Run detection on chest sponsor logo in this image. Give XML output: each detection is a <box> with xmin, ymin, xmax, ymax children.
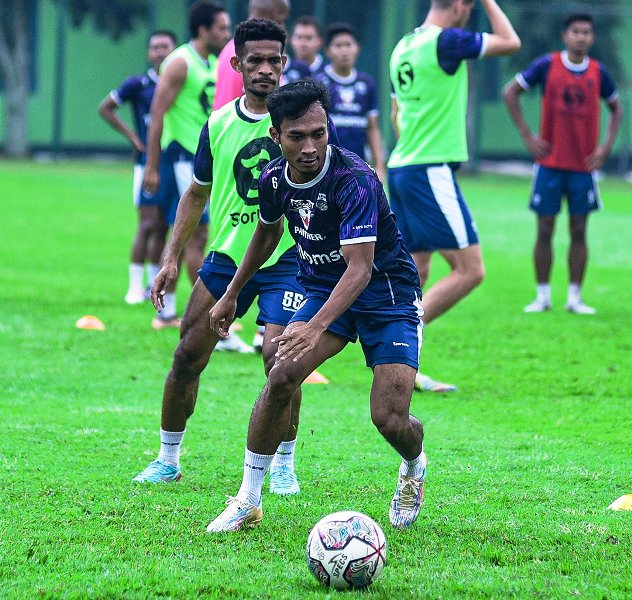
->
<box><xmin>562</xmin><ymin>84</ymin><xmax>586</xmax><ymax>108</ymax></box>
<box><xmin>233</xmin><ymin>137</ymin><xmax>282</xmax><ymax>206</ymax></box>
<box><xmin>294</xmin><ymin>226</ymin><xmax>325</xmax><ymax>241</ymax></box>
<box><xmin>297</xmin><ymin>244</ymin><xmax>343</xmax><ymax>265</ymax></box>
<box><xmin>396</xmin><ymin>61</ymin><xmax>414</xmax><ymax>92</ymax></box>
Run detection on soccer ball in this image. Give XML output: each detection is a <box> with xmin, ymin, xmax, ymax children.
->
<box><xmin>306</xmin><ymin>511</ymin><xmax>387</xmax><ymax>590</ymax></box>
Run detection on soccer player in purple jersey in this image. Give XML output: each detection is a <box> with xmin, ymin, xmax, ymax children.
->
<box><xmin>315</xmin><ymin>22</ymin><xmax>385</xmax><ymax>182</ymax></box>
<box><xmin>206</xmin><ymin>80</ymin><xmax>427</xmax><ymax>532</ymax></box>
<box><xmin>290</xmin><ymin>16</ymin><xmax>326</xmax><ymax>77</ymax></box>
<box><xmin>98</xmin><ymin>31</ymin><xmax>176</xmax><ymax>305</ymax></box>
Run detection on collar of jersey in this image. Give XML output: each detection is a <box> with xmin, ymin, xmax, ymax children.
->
<box><xmin>561</xmin><ymin>50</ymin><xmax>589</xmax><ymax>73</ymax></box>
<box><xmin>147</xmin><ymin>68</ymin><xmax>159</xmax><ymax>84</ymax></box>
<box><xmin>284</xmin><ymin>145</ymin><xmax>332</xmax><ymax>189</ymax></box>
<box><xmin>309</xmin><ymin>54</ymin><xmax>324</xmax><ymax>73</ymax></box>
<box><xmin>237</xmin><ymin>96</ymin><xmax>269</xmax><ymax>122</ymax></box>
<box><xmin>187</xmin><ymin>41</ymin><xmax>210</xmax><ymax>68</ymax></box>
<box><xmin>324</xmin><ymin>64</ymin><xmax>358</xmax><ymax>85</ymax></box>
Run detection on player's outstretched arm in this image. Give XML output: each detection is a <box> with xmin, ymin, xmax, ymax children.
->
<box><xmin>586</xmin><ymin>97</ymin><xmax>624</xmax><ymax>171</ymax></box>
<box><xmin>479</xmin><ymin>0</ymin><xmax>521</xmax><ymax>57</ymax></box>
<box><xmin>502</xmin><ymin>79</ymin><xmax>551</xmax><ymax>160</ymax></box>
<box><xmin>98</xmin><ymin>95</ymin><xmax>144</xmax><ymax>153</ymax></box>
<box><xmin>209</xmin><ymin>219</ymin><xmax>285</xmax><ymax>337</ymax></box>
<box><xmin>151</xmin><ymin>181</ymin><xmax>210</xmax><ymax>309</ymax></box>
<box><xmin>143</xmin><ymin>57</ymin><xmax>187</xmax><ymax>195</ymax></box>
<box><xmin>273</xmin><ymin>242</ymin><xmax>374</xmax><ymax>362</ymax></box>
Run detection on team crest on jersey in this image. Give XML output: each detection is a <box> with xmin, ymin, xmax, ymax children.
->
<box><xmin>290</xmin><ymin>198</ymin><xmax>314</xmax><ymax>229</ymax></box>
<box><xmin>315</xmin><ymin>193</ymin><xmax>328</xmax><ymax>211</ymax></box>
<box><xmin>339</xmin><ymin>87</ymin><xmax>355</xmax><ymax>106</ymax></box>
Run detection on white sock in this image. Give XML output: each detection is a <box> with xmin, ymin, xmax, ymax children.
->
<box><xmin>568</xmin><ymin>283</ymin><xmax>581</xmax><ymax>305</ymax></box>
<box><xmin>271</xmin><ymin>439</ymin><xmax>296</xmax><ymax>471</ymax></box>
<box><xmin>237</xmin><ymin>448</ymin><xmax>274</xmax><ymax>507</ymax></box>
<box><xmin>536</xmin><ymin>283</ymin><xmax>551</xmax><ymax>303</ymax></box>
<box><xmin>159</xmin><ymin>292</ymin><xmax>177</xmax><ymax>319</ymax></box>
<box><xmin>157</xmin><ymin>428</ymin><xmax>185</xmax><ymax>467</ymax></box>
<box><xmin>147</xmin><ymin>263</ymin><xmax>160</xmax><ymax>287</ymax></box>
<box><xmin>129</xmin><ymin>263</ymin><xmax>144</xmax><ymax>292</ymax></box>
<box><xmin>400</xmin><ymin>451</ymin><xmax>426</xmax><ymax>479</ymax></box>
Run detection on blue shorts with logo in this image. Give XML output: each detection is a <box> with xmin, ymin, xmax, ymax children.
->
<box><xmin>197</xmin><ymin>249</ymin><xmax>304</xmax><ymax>327</ymax></box>
<box><xmin>530</xmin><ymin>165</ymin><xmax>601</xmax><ymax>216</ymax></box>
<box><xmin>289</xmin><ymin>291</ymin><xmax>423</xmax><ymax>369</ymax></box>
<box><xmin>388</xmin><ymin>163</ymin><xmax>479</xmax><ymax>252</ymax></box>
<box><xmin>159</xmin><ymin>141</ymin><xmax>210</xmax><ymax>225</ymax></box>
<box><xmin>133</xmin><ymin>163</ymin><xmax>161</xmax><ymax>208</ymax></box>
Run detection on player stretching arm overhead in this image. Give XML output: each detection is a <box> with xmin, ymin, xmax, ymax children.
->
<box><xmin>388</xmin><ymin>0</ymin><xmax>520</xmax><ymax>392</ymax></box>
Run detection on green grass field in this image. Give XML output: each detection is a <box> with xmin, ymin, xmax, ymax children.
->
<box><xmin>1</xmin><ymin>160</ymin><xmax>631</xmax><ymax>599</ymax></box>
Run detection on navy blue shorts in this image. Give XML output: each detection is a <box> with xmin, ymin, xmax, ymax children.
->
<box><xmin>159</xmin><ymin>142</ymin><xmax>209</xmax><ymax>225</ymax></box>
<box><xmin>530</xmin><ymin>165</ymin><xmax>601</xmax><ymax>216</ymax></box>
<box><xmin>133</xmin><ymin>164</ymin><xmax>161</xmax><ymax>208</ymax></box>
<box><xmin>388</xmin><ymin>163</ymin><xmax>479</xmax><ymax>252</ymax></box>
<box><xmin>197</xmin><ymin>250</ymin><xmax>304</xmax><ymax>327</ymax></box>
<box><xmin>289</xmin><ymin>292</ymin><xmax>423</xmax><ymax>369</ymax></box>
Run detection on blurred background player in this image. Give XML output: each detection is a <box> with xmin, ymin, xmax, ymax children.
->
<box><xmin>213</xmin><ymin>0</ymin><xmax>291</xmax><ymax>111</ymax></box>
<box><xmin>133</xmin><ymin>19</ymin><xmax>306</xmax><ymax>493</ymax></box>
<box><xmin>143</xmin><ymin>1</ymin><xmax>231</xmax><ymax>330</ymax></box>
<box><xmin>98</xmin><ymin>31</ymin><xmax>177</xmax><ymax>305</ymax></box>
<box><xmin>503</xmin><ymin>13</ymin><xmax>623</xmax><ymax>315</ymax></box>
<box><xmin>388</xmin><ymin>0</ymin><xmax>520</xmax><ymax>392</ymax></box>
<box><xmin>290</xmin><ymin>15</ymin><xmax>326</xmax><ymax>77</ymax></box>
<box><xmin>315</xmin><ymin>22</ymin><xmax>385</xmax><ymax>182</ymax></box>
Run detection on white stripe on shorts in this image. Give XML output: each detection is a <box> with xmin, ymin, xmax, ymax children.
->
<box><xmin>132</xmin><ymin>164</ymin><xmax>144</xmax><ymax>208</ymax></box>
<box><xmin>174</xmin><ymin>160</ymin><xmax>194</xmax><ymax>197</ymax></box>
<box><xmin>427</xmin><ymin>165</ymin><xmax>468</xmax><ymax>249</ymax></box>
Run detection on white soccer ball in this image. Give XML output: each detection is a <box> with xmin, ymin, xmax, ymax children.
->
<box><xmin>306</xmin><ymin>510</ymin><xmax>387</xmax><ymax>590</ymax></box>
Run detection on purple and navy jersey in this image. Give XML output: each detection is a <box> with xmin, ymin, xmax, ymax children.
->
<box><xmin>516</xmin><ymin>52</ymin><xmax>617</xmax><ymax>101</ymax></box>
<box><xmin>314</xmin><ymin>66</ymin><xmax>378</xmax><ymax>160</ymax></box>
<box><xmin>283</xmin><ymin>57</ymin><xmax>312</xmax><ymax>84</ymax></box>
<box><xmin>110</xmin><ymin>69</ymin><xmax>159</xmax><ymax>164</ymax></box>
<box><xmin>436</xmin><ymin>28</ymin><xmax>486</xmax><ymax>75</ymax></box>
<box><xmin>258</xmin><ymin>145</ymin><xmax>420</xmax><ymax>307</ymax></box>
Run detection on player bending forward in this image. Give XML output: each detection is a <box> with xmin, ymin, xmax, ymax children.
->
<box><xmin>207</xmin><ymin>80</ymin><xmax>427</xmax><ymax>532</ymax></box>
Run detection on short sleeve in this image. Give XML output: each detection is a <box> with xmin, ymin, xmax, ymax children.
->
<box><xmin>112</xmin><ymin>75</ymin><xmax>142</xmax><ymax>105</ymax></box>
<box><xmin>337</xmin><ymin>175</ymin><xmax>378</xmax><ymax>245</ymax></box>
<box><xmin>437</xmin><ymin>29</ymin><xmax>484</xmax><ymax>74</ymax></box>
<box><xmin>258</xmin><ymin>164</ymin><xmax>284</xmax><ymax>225</ymax></box>
<box><xmin>599</xmin><ymin>63</ymin><xmax>618</xmax><ymax>101</ymax></box>
<box><xmin>193</xmin><ymin>122</ymin><xmax>213</xmax><ymax>185</ymax></box>
<box><xmin>366</xmin><ymin>76</ymin><xmax>379</xmax><ymax>116</ymax></box>
<box><xmin>516</xmin><ymin>54</ymin><xmax>552</xmax><ymax>91</ymax></box>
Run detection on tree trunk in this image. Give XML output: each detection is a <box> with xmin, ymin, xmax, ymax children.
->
<box><xmin>0</xmin><ymin>0</ymin><xmax>30</xmax><ymax>157</ymax></box>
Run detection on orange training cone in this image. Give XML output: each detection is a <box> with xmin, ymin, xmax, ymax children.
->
<box><xmin>305</xmin><ymin>370</ymin><xmax>329</xmax><ymax>384</ymax></box>
<box><xmin>76</xmin><ymin>315</ymin><xmax>105</xmax><ymax>331</ymax></box>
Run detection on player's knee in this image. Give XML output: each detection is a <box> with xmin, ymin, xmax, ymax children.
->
<box><xmin>267</xmin><ymin>366</ymin><xmax>301</xmax><ymax>403</ymax></box>
<box><xmin>570</xmin><ymin>223</ymin><xmax>586</xmax><ymax>245</ymax></box>
<box><xmin>371</xmin><ymin>408</ymin><xmax>407</xmax><ymax>441</ymax></box>
<box><xmin>537</xmin><ymin>220</ymin><xmax>555</xmax><ymax>243</ymax></box>
<box><xmin>171</xmin><ymin>337</ymin><xmax>208</xmax><ymax>379</ymax></box>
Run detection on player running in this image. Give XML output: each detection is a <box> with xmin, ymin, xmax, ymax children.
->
<box><xmin>133</xmin><ymin>19</ymin><xmax>305</xmax><ymax>496</ymax></box>
<box><xmin>388</xmin><ymin>0</ymin><xmax>520</xmax><ymax>392</ymax></box>
<box><xmin>98</xmin><ymin>31</ymin><xmax>176</xmax><ymax>305</ymax></box>
<box><xmin>206</xmin><ymin>80</ymin><xmax>427</xmax><ymax>532</ymax></box>
<box><xmin>503</xmin><ymin>13</ymin><xmax>623</xmax><ymax>315</ymax></box>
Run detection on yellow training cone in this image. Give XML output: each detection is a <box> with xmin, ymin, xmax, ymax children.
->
<box><xmin>607</xmin><ymin>495</ymin><xmax>632</xmax><ymax>511</ymax></box>
<box><xmin>76</xmin><ymin>315</ymin><xmax>105</xmax><ymax>331</ymax></box>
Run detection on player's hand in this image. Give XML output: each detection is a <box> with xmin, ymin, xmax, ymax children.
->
<box><xmin>209</xmin><ymin>296</ymin><xmax>238</xmax><ymax>339</ymax></box>
<box><xmin>272</xmin><ymin>322</ymin><xmax>325</xmax><ymax>363</ymax></box>
<box><xmin>585</xmin><ymin>145</ymin><xmax>608</xmax><ymax>171</ymax></box>
<box><xmin>143</xmin><ymin>167</ymin><xmax>160</xmax><ymax>196</ymax></box>
<box><xmin>375</xmin><ymin>165</ymin><xmax>387</xmax><ymax>184</ymax></box>
<box><xmin>132</xmin><ymin>136</ymin><xmax>146</xmax><ymax>154</ymax></box>
<box><xmin>151</xmin><ymin>263</ymin><xmax>177</xmax><ymax>310</ymax></box>
<box><xmin>524</xmin><ymin>134</ymin><xmax>551</xmax><ymax>161</ymax></box>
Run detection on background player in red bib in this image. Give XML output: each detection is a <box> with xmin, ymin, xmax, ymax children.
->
<box><xmin>503</xmin><ymin>13</ymin><xmax>623</xmax><ymax>315</ymax></box>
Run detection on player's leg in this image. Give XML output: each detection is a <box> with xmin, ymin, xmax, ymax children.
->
<box><xmin>126</xmin><ymin>165</ymin><xmax>151</xmax><ymax>304</ymax></box>
<box><xmin>206</xmin><ymin>327</ymin><xmax>348</xmax><ymax>532</ymax></box>
<box><xmin>133</xmin><ymin>279</ymin><xmax>221</xmax><ymax>482</ymax></box>
<box><xmin>565</xmin><ymin>171</ymin><xmax>600</xmax><ymax>314</ymax></box>
<box><xmin>355</xmin><ymin>304</ymin><xmax>425</xmax><ymax>528</ymax></box>
<box><xmin>145</xmin><ymin>206</ymin><xmax>168</xmax><ymax>298</ymax></box>
<box><xmin>525</xmin><ymin>166</ymin><xmax>562</xmax><ymax>312</ymax></box>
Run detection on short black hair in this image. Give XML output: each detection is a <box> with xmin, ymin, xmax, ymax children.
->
<box><xmin>189</xmin><ymin>1</ymin><xmax>226</xmax><ymax>39</ymax></box>
<box><xmin>148</xmin><ymin>30</ymin><xmax>177</xmax><ymax>46</ymax></box>
<box><xmin>266</xmin><ymin>80</ymin><xmax>330</xmax><ymax>132</ymax></box>
<box><xmin>325</xmin><ymin>22</ymin><xmax>358</xmax><ymax>47</ymax></box>
<box><xmin>292</xmin><ymin>15</ymin><xmax>322</xmax><ymax>38</ymax></box>
<box><xmin>564</xmin><ymin>13</ymin><xmax>594</xmax><ymax>31</ymax></box>
<box><xmin>234</xmin><ymin>18</ymin><xmax>287</xmax><ymax>57</ymax></box>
